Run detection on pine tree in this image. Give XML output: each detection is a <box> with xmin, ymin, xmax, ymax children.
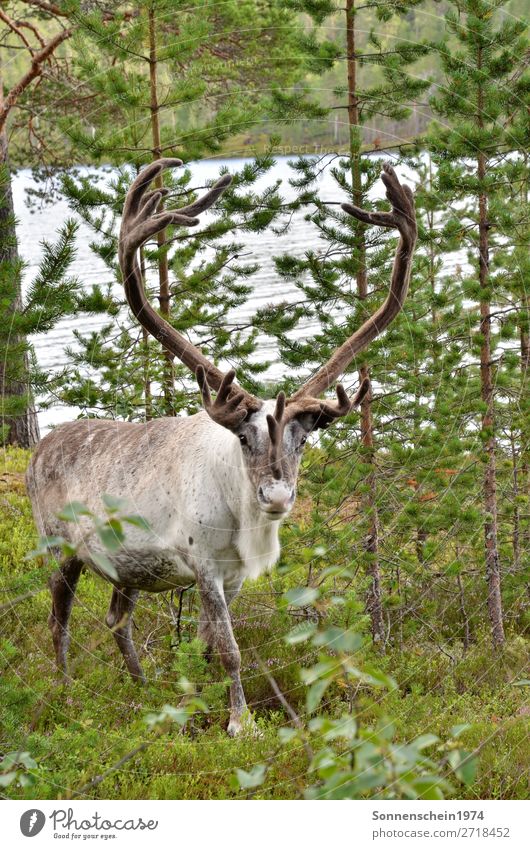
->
<box><xmin>0</xmin><ymin>1</ymin><xmax>73</xmax><ymax>445</ymax></box>
<box><xmin>270</xmin><ymin>0</ymin><xmax>430</xmax><ymax>647</ymax></box>
<box><xmin>0</xmin><ymin>163</ymin><xmax>85</xmax><ymax>442</ymax></box>
<box><xmin>428</xmin><ymin>0</ymin><xmax>530</xmax><ymax>646</ymax></box>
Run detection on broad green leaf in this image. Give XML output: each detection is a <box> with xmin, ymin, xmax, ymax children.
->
<box><xmin>285</xmin><ymin>622</ymin><xmax>317</xmax><ymax>644</ymax></box>
<box><xmin>57</xmin><ymin>501</ymin><xmax>92</xmax><ymax>522</ymax></box>
<box><xmin>452</xmin><ymin>751</ymin><xmax>477</xmax><ymax>785</ymax></box>
<box><xmin>300</xmin><ymin>659</ymin><xmax>337</xmax><ymax>685</ymax></box>
<box><xmin>96</xmin><ymin>520</ymin><xmax>124</xmax><ymax>552</ymax></box>
<box><xmin>90</xmin><ymin>551</ymin><xmax>119</xmax><ymax>580</ymax></box>
<box><xmin>123</xmin><ymin>514</ymin><xmax>151</xmax><ymax>531</ymax></box>
<box><xmin>235</xmin><ymin>764</ymin><xmax>267</xmax><ymax>789</ymax></box>
<box><xmin>306</xmin><ymin>677</ymin><xmax>332</xmax><ymax>714</ymax></box>
<box><xmin>284</xmin><ymin>587</ymin><xmax>319</xmax><ymax>607</ymax></box>
<box><xmin>102</xmin><ymin>493</ymin><xmax>129</xmax><ymax>513</ymax></box>
<box><xmin>413</xmin><ymin>733</ymin><xmax>440</xmax><ymax>751</ymax></box>
<box><xmin>409</xmin><ymin>775</ymin><xmax>447</xmax><ymax>799</ymax></box>
<box><xmin>450</xmin><ymin>723</ymin><xmax>472</xmax><ymax>738</ymax></box>
<box><xmin>312</xmin><ymin>626</ymin><xmax>363</xmax><ymax>653</ymax></box>
<box><xmin>25</xmin><ymin>535</ymin><xmax>66</xmax><ymax>559</ymax></box>
<box><xmin>17</xmin><ymin>752</ymin><xmax>38</xmax><ymax>769</ymax></box>
<box><xmin>278</xmin><ymin>727</ymin><xmax>299</xmax><ymax>744</ymax></box>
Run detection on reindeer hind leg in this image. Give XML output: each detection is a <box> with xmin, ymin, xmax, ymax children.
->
<box><xmin>106</xmin><ymin>587</ymin><xmax>145</xmax><ymax>683</ymax></box>
<box><xmin>48</xmin><ymin>556</ymin><xmax>83</xmax><ymax>676</ymax></box>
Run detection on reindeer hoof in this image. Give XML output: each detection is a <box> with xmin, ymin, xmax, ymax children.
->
<box><xmin>227</xmin><ymin>719</ymin><xmax>243</xmax><ymax>737</ymax></box>
<box><xmin>227</xmin><ymin>711</ymin><xmax>262</xmax><ymax>738</ymax></box>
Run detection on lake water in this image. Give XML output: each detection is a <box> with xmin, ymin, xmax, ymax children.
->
<box><xmin>12</xmin><ymin>155</ymin><xmax>453</xmax><ymax>433</ymax></box>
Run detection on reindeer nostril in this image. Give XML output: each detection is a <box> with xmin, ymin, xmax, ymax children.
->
<box><xmin>258</xmin><ymin>485</ymin><xmax>265</xmax><ymax>501</ymax></box>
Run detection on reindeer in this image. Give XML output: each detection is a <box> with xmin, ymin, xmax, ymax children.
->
<box><xmin>26</xmin><ymin>159</ymin><xmax>416</xmax><ymax>735</ymax></box>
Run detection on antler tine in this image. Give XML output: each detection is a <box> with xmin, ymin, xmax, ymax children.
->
<box><xmin>119</xmin><ymin>158</ymin><xmax>260</xmax><ymax>411</ymax></box>
<box><xmin>316</xmin><ymin>379</ymin><xmax>370</xmax><ymax>422</ymax></box>
<box><xmin>196</xmin><ymin>364</ymin><xmax>212</xmax><ymax>408</ymax></box>
<box><xmin>178</xmin><ymin>173</ymin><xmax>233</xmax><ymax>217</ymax></box>
<box><xmin>122</xmin><ymin>157</ymin><xmax>182</xmax><ymax>220</ymax></box>
<box><xmin>265</xmin><ymin>390</ymin><xmax>288</xmax><ymax>480</ymax></box>
<box><xmin>274</xmin><ymin>391</ymin><xmax>286</xmax><ymax>422</ymax></box>
<box><xmin>289</xmin><ymin>162</ymin><xmax>417</xmax><ymax>403</ymax></box>
<box><xmin>196</xmin><ymin>367</ymin><xmax>248</xmax><ymax>431</ymax></box>
<box><xmin>138</xmin><ymin>187</ymin><xmax>170</xmax><ymax>215</ymax></box>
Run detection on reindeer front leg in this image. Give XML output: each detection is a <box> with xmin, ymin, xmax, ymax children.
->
<box><xmin>195</xmin><ymin>570</ymin><xmax>247</xmax><ymax>736</ymax></box>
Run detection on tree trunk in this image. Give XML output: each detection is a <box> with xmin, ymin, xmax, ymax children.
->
<box><xmin>0</xmin><ymin>77</ymin><xmax>40</xmax><ymax>448</ymax></box>
<box><xmin>477</xmin><ymin>124</ymin><xmax>504</xmax><ymax>645</ymax></box>
<box><xmin>346</xmin><ymin>0</ymin><xmax>384</xmax><ymax>648</ymax></box>
<box><xmin>519</xmin><ymin>158</ymin><xmax>530</xmax><ymax>563</ymax></box>
<box><xmin>148</xmin><ymin>5</ymin><xmax>175</xmax><ymax>416</ymax></box>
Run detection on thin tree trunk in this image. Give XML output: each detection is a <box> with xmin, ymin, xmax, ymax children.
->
<box><xmin>148</xmin><ymin>5</ymin><xmax>175</xmax><ymax>415</ymax></box>
<box><xmin>0</xmin><ymin>69</ymin><xmax>40</xmax><ymax>448</ymax></box>
<box><xmin>346</xmin><ymin>0</ymin><xmax>384</xmax><ymax>648</ymax></box>
<box><xmin>519</xmin><ymin>156</ymin><xmax>530</xmax><ymax>562</ymax></box>
<box><xmin>510</xmin><ymin>431</ymin><xmax>521</xmax><ymax>572</ymax></box>
<box><xmin>477</xmin><ymin>59</ymin><xmax>505</xmax><ymax>645</ymax></box>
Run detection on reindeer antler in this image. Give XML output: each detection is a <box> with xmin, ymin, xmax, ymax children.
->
<box><xmin>118</xmin><ymin>158</ymin><xmax>260</xmax><ymax>415</ymax></box>
<box><xmin>196</xmin><ymin>367</ymin><xmax>252</xmax><ymax>430</ymax></box>
<box><xmin>286</xmin><ymin>162</ymin><xmax>416</xmax><ymax>424</ymax></box>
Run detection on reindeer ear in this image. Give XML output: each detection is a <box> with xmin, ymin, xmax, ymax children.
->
<box><xmin>292</xmin><ymin>412</ymin><xmax>317</xmax><ymax>434</ymax></box>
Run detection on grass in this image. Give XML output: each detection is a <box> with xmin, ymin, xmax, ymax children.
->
<box><xmin>0</xmin><ymin>447</ymin><xmax>528</xmax><ymax>800</ymax></box>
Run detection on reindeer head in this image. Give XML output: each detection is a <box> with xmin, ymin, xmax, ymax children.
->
<box><xmin>119</xmin><ymin>159</ymin><xmax>417</xmax><ymax>519</ymax></box>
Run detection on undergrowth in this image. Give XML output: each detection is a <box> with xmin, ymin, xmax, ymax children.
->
<box><xmin>0</xmin><ymin>448</ymin><xmax>528</xmax><ymax>800</ymax></box>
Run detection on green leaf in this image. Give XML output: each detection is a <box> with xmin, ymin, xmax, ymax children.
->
<box><xmin>90</xmin><ymin>551</ymin><xmax>119</xmax><ymax>580</ymax></box>
<box><xmin>25</xmin><ymin>535</ymin><xmax>66</xmax><ymax>559</ymax></box>
<box><xmin>57</xmin><ymin>501</ymin><xmax>93</xmax><ymax>522</ymax></box>
<box><xmin>306</xmin><ymin>677</ymin><xmax>332</xmax><ymax>714</ymax></box>
<box><xmin>346</xmin><ymin>663</ymin><xmax>398</xmax><ymax>691</ymax></box>
<box><xmin>450</xmin><ymin>723</ymin><xmax>471</xmax><ymax>738</ymax></box>
<box><xmin>285</xmin><ymin>622</ymin><xmax>317</xmax><ymax>644</ymax></box>
<box><xmin>17</xmin><ymin>752</ymin><xmax>38</xmax><ymax>769</ymax></box>
<box><xmin>408</xmin><ymin>775</ymin><xmax>447</xmax><ymax>799</ymax></box>
<box><xmin>278</xmin><ymin>727</ymin><xmax>299</xmax><ymax>744</ymax></box>
<box><xmin>0</xmin><ymin>772</ymin><xmax>16</xmax><ymax>787</ymax></box>
<box><xmin>312</xmin><ymin>627</ymin><xmax>363</xmax><ymax>653</ymax></box>
<box><xmin>235</xmin><ymin>764</ymin><xmax>267</xmax><ymax>790</ymax></box>
<box><xmin>452</xmin><ymin>752</ymin><xmax>477</xmax><ymax>785</ymax></box>
<box><xmin>96</xmin><ymin>520</ymin><xmax>124</xmax><ymax>552</ymax></box>
<box><xmin>122</xmin><ymin>514</ymin><xmax>151</xmax><ymax>531</ymax></box>
<box><xmin>300</xmin><ymin>659</ymin><xmax>337</xmax><ymax>685</ymax></box>
<box><xmin>284</xmin><ymin>587</ymin><xmax>319</xmax><ymax>607</ymax></box>
<box><xmin>145</xmin><ymin>707</ymin><xmax>187</xmax><ymax>729</ymax></box>
<box><xmin>512</xmin><ymin>679</ymin><xmax>530</xmax><ymax>687</ymax></box>
<box><xmin>413</xmin><ymin>733</ymin><xmax>440</xmax><ymax>751</ymax></box>
<box><xmin>102</xmin><ymin>493</ymin><xmax>129</xmax><ymax>513</ymax></box>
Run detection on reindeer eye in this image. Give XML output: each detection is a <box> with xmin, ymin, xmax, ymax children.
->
<box><xmin>299</xmin><ymin>436</ymin><xmax>307</xmax><ymax>448</ymax></box>
<box><xmin>239</xmin><ymin>434</ymin><xmax>248</xmax><ymax>446</ymax></box>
